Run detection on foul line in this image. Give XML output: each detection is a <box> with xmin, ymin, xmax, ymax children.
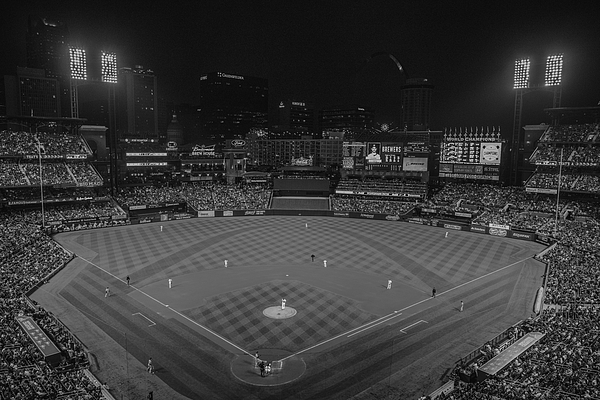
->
<box><xmin>77</xmin><ymin>255</ymin><xmax>253</xmax><ymax>358</ymax></box>
<box><xmin>79</xmin><ymin>254</ymin><xmax>532</xmax><ymax>363</ymax></box>
<box><xmin>281</xmin><ymin>255</ymin><xmax>533</xmax><ymax>362</ymax></box>
<box><xmin>347</xmin><ymin>313</ymin><xmax>403</xmax><ymax>337</ymax></box>
<box><xmin>280</xmin><ymin>311</ymin><xmax>404</xmax><ymax>361</ymax></box>
<box><xmin>436</xmin><ymin>256</ymin><xmax>533</xmax><ymax>297</ymax></box>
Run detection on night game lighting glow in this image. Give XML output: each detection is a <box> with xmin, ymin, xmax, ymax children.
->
<box><xmin>101</xmin><ymin>51</ymin><xmax>118</xmax><ymax>83</ymax></box>
<box><xmin>69</xmin><ymin>47</ymin><xmax>87</xmax><ymax>80</ymax></box>
<box><xmin>544</xmin><ymin>54</ymin><xmax>564</xmax><ymax>86</ymax></box>
<box><xmin>513</xmin><ymin>58</ymin><xmax>530</xmax><ymax>89</ymax></box>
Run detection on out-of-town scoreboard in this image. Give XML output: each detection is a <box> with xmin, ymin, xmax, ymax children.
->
<box><xmin>439</xmin><ymin>139</ymin><xmax>502</xmax><ymax>180</ymax></box>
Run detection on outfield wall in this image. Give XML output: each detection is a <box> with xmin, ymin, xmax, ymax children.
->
<box><xmin>191</xmin><ymin>208</ymin><xmax>544</xmax><ymax>242</ymax></box>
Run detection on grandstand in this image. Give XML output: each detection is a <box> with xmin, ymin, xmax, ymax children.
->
<box><xmin>2</xmin><ymin>111</ymin><xmax>600</xmax><ymax>399</ymax></box>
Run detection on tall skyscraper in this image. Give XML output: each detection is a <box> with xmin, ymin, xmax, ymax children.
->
<box><xmin>26</xmin><ymin>16</ymin><xmax>71</xmax><ymax>117</ymax></box>
<box><xmin>400</xmin><ymin>78</ymin><xmax>433</xmax><ymax>131</ymax></box>
<box><xmin>116</xmin><ymin>66</ymin><xmax>159</xmax><ymax>141</ymax></box>
<box><xmin>198</xmin><ymin>72</ymin><xmax>268</xmax><ymax>142</ymax></box>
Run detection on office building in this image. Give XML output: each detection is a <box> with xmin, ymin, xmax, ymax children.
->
<box><xmin>246</xmin><ymin>137</ymin><xmax>343</xmax><ymax>168</ymax></box>
<box><xmin>4</xmin><ymin>67</ymin><xmax>61</xmax><ymax>117</ymax></box>
<box><xmin>274</xmin><ymin>99</ymin><xmax>315</xmax><ymax>135</ymax></box>
<box><xmin>319</xmin><ymin>106</ymin><xmax>375</xmax><ymax>139</ymax></box>
<box><xmin>400</xmin><ymin>78</ymin><xmax>433</xmax><ymax>131</ymax></box>
<box><xmin>116</xmin><ymin>66</ymin><xmax>159</xmax><ymax>141</ymax></box>
<box><xmin>26</xmin><ymin>16</ymin><xmax>71</xmax><ymax>117</ymax></box>
<box><xmin>198</xmin><ymin>72</ymin><xmax>268</xmax><ymax>142</ymax></box>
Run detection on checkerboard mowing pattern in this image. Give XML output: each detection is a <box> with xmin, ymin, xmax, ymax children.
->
<box><xmin>182</xmin><ymin>279</ymin><xmax>376</xmax><ymax>352</ymax></box>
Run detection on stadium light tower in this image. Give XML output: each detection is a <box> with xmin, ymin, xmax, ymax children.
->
<box><xmin>510</xmin><ymin>54</ymin><xmax>563</xmax><ymax>185</ymax></box>
<box><xmin>101</xmin><ymin>51</ymin><xmax>118</xmax><ymax>83</ymax></box>
<box><xmin>513</xmin><ymin>58</ymin><xmax>530</xmax><ymax>89</ymax></box>
<box><xmin>544</xmin><ymin>53</ymin><xmax>563</xmax><ymax>86</ymax></box>
<box><xmin>69</xmin><ymin>46</ymin><xmax>87</xmax><ymax>118</ymax></box>
<box><xmin>101</xmin><ymin>51</ymin><xmax>119</xmax><ymax>195</ymax></box>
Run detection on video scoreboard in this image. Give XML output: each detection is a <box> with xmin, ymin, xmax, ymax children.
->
<box><xmin>342</xmin><ymin>141</ymin><xmax>430</xmax><ymax>172</ymax></box>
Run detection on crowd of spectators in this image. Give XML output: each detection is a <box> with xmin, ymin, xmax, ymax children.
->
<box><xmin>0</xmin><ymin>130</ymin><xmax>89</xmax><ymax>156</ymax></box>
<box><xmin>336</xmin><ymin>178</ymin><xmax>428</xmax><ymax>198</ymax></box>
<box><xmin>443</xmin><ymin>307</ymin><xmax>600</xmax><ymax>399</ymax></box>
<box><xmin>115</xmin><ymin>182</ymin><xmax>271</xmax><ymax>211</ymax></box>
<box><xmin>0</xmin><ymin>161</ymin><xmax>29</xmax><ymax>186</ymax></box>
<box><xmin>3</xmin><ymin>176</ymin><xmax>600</xmax><ymax>399</ymax></box>
<box><xmin>526</xmin><ymin>170</ymin><xmax>600</xmax><ymax>194</ymax></box>
<box><xmin>0</xmin><ymin>161</ymin><xmax>104</xmax><ymax>188</ymax></box>
<box><xmin>424</xmin><ymin>182</ymin><xmax>600</xmax><ymax>399</ymax></box>
<box><xmin>539</xmin><ymin>123</ymin><xmax>599</xmax><ymax>143</ymax></box>
<box><xmin>331</xmin><ymin>195</ymin><xmax>416</xmax><ymax>215</ymax></box>
<box><xmin>0</xmin><ymin>210</ymin><xmax>105</xmax><ymax>399</ymax></box>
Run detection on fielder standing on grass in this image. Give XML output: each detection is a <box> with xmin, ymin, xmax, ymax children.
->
<box><xmin>147</xmin><ymin>357</ymin><xmax>154</xmax><ymax>374</ymax></box>
<box><xmin>387</xmin><ymin>280</ymin><xmax>392</xmax><ymax>290</ymax></box>
<box><xmin>168</xmin><ymin>278</ymin><xmax>172</xmax><ymax>288</ymax></box>
<box><xmin>104</xmin><ymin>287</ymin><xmax>110</xmax><ymax>297</ymax></box>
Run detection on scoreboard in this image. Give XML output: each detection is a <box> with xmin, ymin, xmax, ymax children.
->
<box><xmin>441</xmin><ymin>142</ymin><xmax>502</xmax><ymax>165</ymax></box>
<box><xmin>343</xmin><ymin>141</ymin><xmax>430</xmax><ymax>172</ymax></box>
<box><xmin>342</xmin><ymin>142</ymin><xmax>366</xmax><ymax>170</ymax></box>
<box><xmin>439</xmin><ymin>141</ymin><xmax>503</xmax><ymax>181</ymax></box>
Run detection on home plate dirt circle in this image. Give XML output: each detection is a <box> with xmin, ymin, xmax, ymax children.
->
<box><xmin>263</xmin><ymin>306</ymin><xmax>297</xmax><ymax>319</ymax></box>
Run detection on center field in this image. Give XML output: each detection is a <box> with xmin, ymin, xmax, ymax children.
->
<box><xmin>32</xmin><ymin>216</ymin><xmax>546</xmax><ymax>399</ymax></box>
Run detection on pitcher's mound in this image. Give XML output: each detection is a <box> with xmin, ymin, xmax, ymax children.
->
<box><xmin>263</xmin><ymin>306</ymin><xmax>297</xmax><ymax>319</ymax></box>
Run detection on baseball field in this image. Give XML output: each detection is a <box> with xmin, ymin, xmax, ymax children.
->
<box><xmin>31</xmin><ymin>216</ymin><xmax>546</xmax><ymax>399</ymax></box>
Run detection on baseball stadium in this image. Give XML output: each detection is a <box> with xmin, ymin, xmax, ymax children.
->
<box><xmin>2</xmin><ymin>107</ymin><xmax>600</xmax><ymax>400</ymax></box>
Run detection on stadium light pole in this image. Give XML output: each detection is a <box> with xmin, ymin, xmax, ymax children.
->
<box><xmin>101</xmin><ymin>51</ymin><xmax>119</xmax><ymax>195</ymax></box>
<box><xmin>510</xmin><ymin>58</ymin><xmax>530</xmax><ymax>185</ymax></box>
<box><xmin>69</xmin><ymin>46</ymin><xmax>87</xmax><ymax>119</ymax></box>
<box><xmin>545</xmin><ymin>53</ymin><xmax>564</xmax><ymax>124</ymax></box>
<box><xmin>511</xmin><ymin>54</ymin><xmax>563</xmax><ymax>185</ymax></box>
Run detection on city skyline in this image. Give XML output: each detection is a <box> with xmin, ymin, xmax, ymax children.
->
<box><xmin>3</xmin><ymin>1</ymin><xmax>600</xmax><ymax>133</ymax></box>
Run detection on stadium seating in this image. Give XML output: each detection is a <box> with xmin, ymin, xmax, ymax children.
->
<box><xmin>2</xmin><ymin>162</ymin><xmax>600</xmax><ymax>398</ymax></box>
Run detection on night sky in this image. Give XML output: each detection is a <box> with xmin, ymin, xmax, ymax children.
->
<box><xmin>3</xmin><ymin>1</ymin><xmax>600</xmax><ymax>133</ymax></box>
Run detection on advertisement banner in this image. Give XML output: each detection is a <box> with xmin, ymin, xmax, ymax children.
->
<box><xmin>443</xmin><ymin>223</ymin><xmax>465</xmax><ymax>231</ymax></box>
<box><xmin>403</xmin><ymin>157</ymin><xmax>428</xmax><ymax>171</ymax></box>
<box><xmin>489</xmin><ymin>223</ymin><xmax>510</xmax><ymax>230</ymax></box>
<box><xmin>331</xmin><ymin>211</ymin><xmax>349</xmax><ymax>218</ymax></box>
<box><xmin>510</xmin><ymin>231</ymin><xmax>535</xmax><ymax>241</ymax></box>
<box><xmin>198</xmin><ymin>210</ymin><xmax>215</xmax><ymax>218</ymax></box>
<box><xmin>488</xmin><ymin>227</ymin><xmax>508</xmax><ymax>237</ymax></box>
<box><xmin>479</xmin><ymin>143</ymin><xmax>502</xmax><ymax>165</ymax></box>
<box><xmin>238</xmin><ymin>210</ymin><xmax>267</xmax><ymax>216</ymax></box>
<box><xmin>470</xmin><ymin>225</ymin><xmax>488</xmax><ymax>234</ymax></box>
